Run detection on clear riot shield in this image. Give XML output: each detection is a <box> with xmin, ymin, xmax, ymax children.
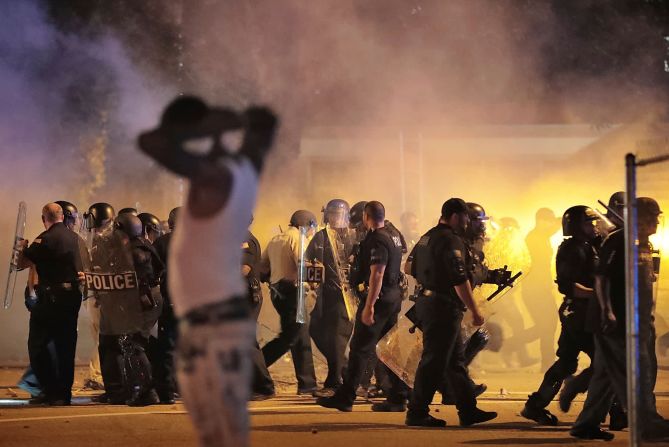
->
<box><xmin>4</xmin><ymin>201</ymin><xmax>27</xmax><ymax>309</ymax></box>
<box><xmin>625</xmin><ymin>150</ymin><xmax>669</xmax><ymax>447</ymax></box>
<box><xmin>297</xmin><ymin>226</ymin><xmax>320</xmax><ymax>323</ymax></box>
<box><xmin>376</xmin><ymin>301</ymin><xmax>423</xmax><ymax>388</ymax></box>
<box><xmin>85</xmin><ymin>226</ymin><xmax>144</xmax><ymax>336</ymax></box>
<box><xmin>377</xmin><ymin>226</ymin><xmax>531</xmax><ymax>388</ymax></box>
<box><xmin>324</xmin><ymin>224</ymin><xmax>357</xmax><ymax>321</ymax></box>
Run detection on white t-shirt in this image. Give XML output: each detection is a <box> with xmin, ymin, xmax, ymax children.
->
<box><xmin>169</xmin><ymin>156</ymin><xmax>258</xmax><ymax>317</ymax></box>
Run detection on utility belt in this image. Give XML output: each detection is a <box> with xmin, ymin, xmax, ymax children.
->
<box><xmin>39</xmin><ymin>281</ymin><xmax>78</xmax><ymax>292</ymax></box>
<box><xmin>180</xmin><ymin>296</ymin><xmax>250</xmax><ymax>327</ymax></box>
<box><xmin>420</xmin><ymin>288</ymin><xmax>466</xmax><ymax>311</ymax></box>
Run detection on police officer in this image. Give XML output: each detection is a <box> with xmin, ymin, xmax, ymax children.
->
<box><xmin>55</xmin><ymin>201</ymin><xmax>80</xmax><ymax>231</ymax></box>
<box><xmin>17</xmin><ymin>203</ymin><xmax>84</xmax><ymax>405</ymax></box>
<box><xmin>571</xmin><ymin>198</ymin><xmax>669</xmax><ymax>441</ymax></box>
<box><xmin>439</xmin><ymin>202</ymin><xmax>498</xmax><ymax>405</ymax></box>
<box><xmin>407</xmin><ymin>198</ymin><xmax>496</xmax><ymax>427</ymax></box>
<box><xmin>138</xmin><ymin>212</ymin><xmax>163</xmax><ymax>243</ymax></box>
<box><xmin>97</xmin><ymin>213</ymin><xmax>162</xmax><ymax>406</ymax></box>
<box><xmin>243</xmin><ymin>219</ymin><xmax>275</xmax><ymax>399</ymax></box>
<box><xmin>317</xmin><ymin>201</ymin><xmax>408</xmax><ymax>412</ymax></box>
<box><xmin>260</xmin><ymin>210</ymin><xmax>318</xmax><ymax>395</ymax></box>
<box><xmin>151</xmin><ymin>207</ymin><xmax>180</xmax><ymax>404</ymax></box>
<box><xmin>521</xmin><ymin>206</ymin><xmax>599</xmax><ymax>425</ymax></box>
<box><xmin>606</xmin><ymin>191</ymin><xmax>625</xmax><ymax>229</ymax></box>
<box><xmin>306</xmin><ymin>199</ymin><xmax>355</xmax><ymax>396</ymax></box>
<box><xmin>83</xmin><ymin>202</ymin><xmax>115</xmax><ymax>393</ymax></box>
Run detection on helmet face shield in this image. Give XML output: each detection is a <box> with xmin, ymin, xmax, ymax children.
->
<box><xmin>83</xmin><ymin>212</ymin><xmax>96</xmax><ymax>231</ymax></box>
<box><xmin>326</xmin><ymin>208</ymin><xmax>350</xmax><ymax>229</ymax></box>
<box><xmin>323</xmin><ymin>199</ymin><xmax>350</xmax><ymax>229</ymax></box>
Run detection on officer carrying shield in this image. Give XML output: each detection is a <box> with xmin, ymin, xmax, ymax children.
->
<box><xmin>17</xmin><ymin>203</ymin><xmax>84</xmax><ymax>405</ymax></box>
<box><xmin>306</xmin><ymin>199</ymin><xmax>355</xmax><ymax>396</ymax></box>
<box><xmin>317</xmin><ymin>201</ymin><xmax>408</xmax><ymax>413</ymax></box>
<box><xmin>260</xmin><ymin>210</ymin><xmax>318</xmax><ymax>395</ymax></box>
<box><xmin>83</xmin><ymin>202</ymin><xmax>115</xmax><ymax>392</ymax></box>
<box><xmin>95</xmin><ymin>213</ymin><xmax>162</xmax><ymax>406</ymax></box>
<box><xmin>406</xmin><ymin>198</ymin><xmax>496</xmax><ymax>427</ymax></box>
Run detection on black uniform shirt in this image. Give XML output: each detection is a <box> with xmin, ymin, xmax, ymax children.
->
<box><xmin>359</xmin><ymin>226</ymin><xmax>403</xmax><ymax>301</ymax></box>
<box><xmin>412</xmin><ymin>223</ymin><xmax>468</xmax><ymax>294</ymax></box>
<box><xmin>23</xmin><ymin>222</ymin><xmax>82</xmax><ymax>284</ymax></box>
<box><xmin>556</xmin><ymin>238</ymin><xmax>598</xmax><ymax>297</ymax></box>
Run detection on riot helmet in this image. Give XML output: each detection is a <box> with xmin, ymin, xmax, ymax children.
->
<box><xmin>606</xmin><ymin>191</ymin><xmax>625</xmax><ymax>227</ymax></box>
<box><xmin>289</xmin><ymin>210</ymin><xmax>317</xmax><ymax>228</ymax></box>
<box><xmin>84</xmin><ymin>203</ymin><xmax>115</xmax><ymax>230</ymax></box>
<box><xmin>466</xmin><ymin>202</ymin><xmax>489</xmax><ymax>239</ymax></box>
<box><xmin>138</xmin><ymin>212</ymin><xmax>162</xmax><ymax>241</ymax></box>
<box><xmin>562</xmin><ymin>206</ymin><xmax>599</xmax><ymax>238</ymax></box>
<box><xmin>167</xmin><ymin>207</ymin><xmax>181</xmax><ymax>230</ymax></box>
<box><xmin>323</xmin><ymin>199</ymin><xmax>350</xmax><ymax>229</ymax></box>
<box><xmin>349</xmin><ymin>201</ymin><xmax>367</xmax><ymax>229</ymax></box>
<box><xmin>115</xmin><ymin>213</ymin><xmax>143</xmax><ymax>238</ymax></box>
<box><xmin>55</xmin><ymin>200</ymin><xmax>78</xmax><ymax>230</ymax></box>
<box><xmin>118</xmin><ymin>207</ymin><xmax>138</xmax><ymax>216</ymax></box>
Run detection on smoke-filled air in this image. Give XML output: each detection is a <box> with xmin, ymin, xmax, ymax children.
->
<box><xmin>0</xmin><ymin>0</ymin><xmax>668</xmax><ymax>369</ymax></box>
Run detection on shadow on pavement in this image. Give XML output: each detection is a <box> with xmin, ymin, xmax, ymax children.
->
<box><xmin>253</xmin><ymin>422</ymin><xmax>408</xmax><ymax>432</ymax></box>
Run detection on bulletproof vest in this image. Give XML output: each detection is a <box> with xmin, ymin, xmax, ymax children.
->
<box><xmin>412</xmin><ymin>228</ymin><xmax>438</xmax><ymax>289</ymax></box>
<box><xmin>412</xmin><ymin>225</ymin><xmax>468</xmax><ymax>293</ymax></box>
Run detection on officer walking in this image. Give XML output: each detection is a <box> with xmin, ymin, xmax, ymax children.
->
<box><xmin>260</xmin><ymin>210</ymin><xmax>318</xmax><ymax>395</ymax></box>
<box><xmin>406</xmin><ymin>198</ymin><xmax>496</xmax><ymax>427</ymax></box>
<box><xmin>317</xmin><ymin>201</ymin><xmax>408</xmax><ymax>413</ymax></box>
<box><xmin>521</xmin><ymin>206</ymin><xmax>600</xmax><ymax>425</ymax></box>
<box><xmin>17</xmin><ymin>203</ymin><xmax>84</xmax><ymax>405</ymax></box>
<box><xmin>306</xmin><ymin>199</ymin><xmax>355</xmax><ymax>396</ymax></box>
<box><xmin>571</xmin><ymin>198</ymin><xmax>669</xmax><ymax>441</ymax></box>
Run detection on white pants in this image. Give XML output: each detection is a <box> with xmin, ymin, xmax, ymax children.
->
<box><xmin>177</xmin><ymin>318</ymin><xmax>255</xmax><ymax>447</ymax></box>
<box><xmin>85</xmin><ymin>298</ymin><xmax>103</xmax><ymax>382</ymax></box>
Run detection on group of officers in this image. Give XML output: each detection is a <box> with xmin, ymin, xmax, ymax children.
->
<box><xmin>14</xmin><ymin>189</ymin><xmax>669</xmax><ymax>441</ymax></box>
<box><xmin>17</xmin><ymin>201</ymin><xmax>180</xmax><ymax>407</ymax></box>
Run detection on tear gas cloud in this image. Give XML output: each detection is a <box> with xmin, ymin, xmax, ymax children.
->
<box><xmin>0</xmin><ymin>0</ymin><xmax>668</xmax><ymax>363</ymax></box>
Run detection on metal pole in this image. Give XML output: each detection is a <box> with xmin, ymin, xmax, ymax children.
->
<box><xmin>418</xmin><ymin>132</ymin><xmax>425</xmax><ymax>225</ymax></box>
<box><xmin>399</xmin><ymin>131</ymin><xmax>407</xmax><ymax>214</ymax></box>
<box><xmin>624</xmin><ymin>152</ymin><xmax>640</xmax><ymax>447</ymax></box>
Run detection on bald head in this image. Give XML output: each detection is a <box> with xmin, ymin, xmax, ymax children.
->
<box><xmin>42</xmin><ymin>203</ymin><xmax>64</xmax><ymax>228</ymax></box>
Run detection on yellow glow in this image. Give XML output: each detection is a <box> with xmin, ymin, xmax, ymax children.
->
<box><xmin>650</xmin><ymin>227</ymin><xmax>669</xmax><ymax>258</ymax></box>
